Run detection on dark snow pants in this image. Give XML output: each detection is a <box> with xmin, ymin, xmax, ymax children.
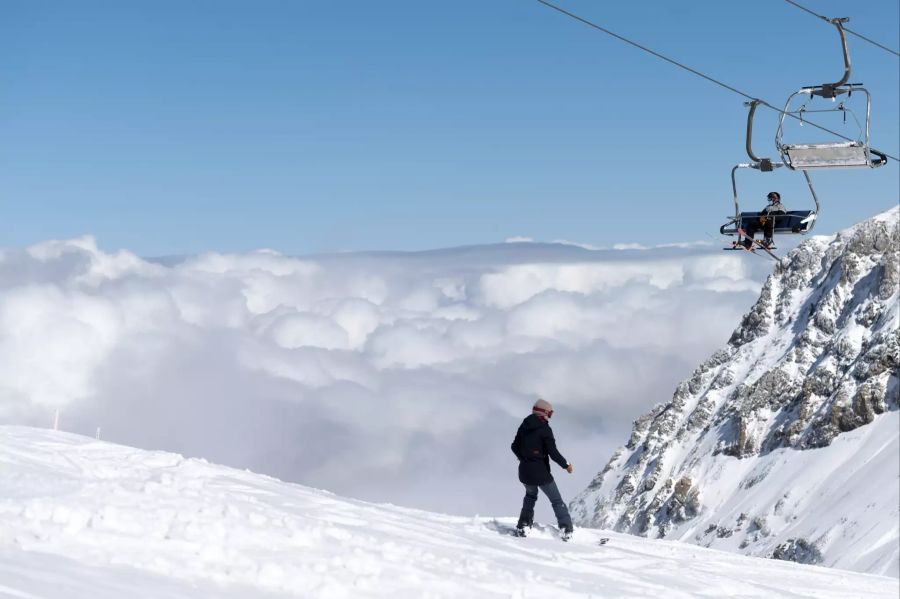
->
<box><xmin>744</xmin><ymin>213</ymin><xmax>781</xmax><ymax>241</ymax></box>
<box><xmin>517</xmin><ymin>481</ymin><xmax>572</xmax><ymax>529</ymax></box>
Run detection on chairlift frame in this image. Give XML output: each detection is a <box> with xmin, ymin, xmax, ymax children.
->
<box><xmin>775</xmin><ymin>17</ymin><xmax>888</xmax><ymax>170</ymax></box>
<box><xmin>720</xmin><ymin>100</ymin><xmax>819</xmax><ymax>239</ymax></box>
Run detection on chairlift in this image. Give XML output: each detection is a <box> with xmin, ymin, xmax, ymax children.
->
<box><xmin>720</xmin><ymin>100</ymin><xmax>819</xmax><ymax>241</ymax></box>
<box><xmin>775</xmin><ymin>17</ymin><xmax>888</xmax><ymax>170</ymax></box>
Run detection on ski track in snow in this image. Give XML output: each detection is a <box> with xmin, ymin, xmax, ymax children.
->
<box><xmin>0</xmin><ymin>427</ymin><xmax>897</xmax><ymax>599</ymax></box>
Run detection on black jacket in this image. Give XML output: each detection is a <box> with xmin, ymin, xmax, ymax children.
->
<box><xmin>510</xmin><ymin>414</ymin><xmax>568</xmax><ymax>486</ymax></box>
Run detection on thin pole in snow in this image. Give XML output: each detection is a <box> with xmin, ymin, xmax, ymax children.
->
<box><xmin>53</xmin><ymin>409</ymin><xmax>60</xmax><ymax>431</ymax></box>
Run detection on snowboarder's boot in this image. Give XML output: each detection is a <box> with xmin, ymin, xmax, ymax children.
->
<box><xmin>514</xmin><ymin>519</ymin><xmax>532</xmax><ymax>537</ymax></box>
<box><xmin>742</xmin><ymin>238</ymin><xmax>753</xmax><ymax>250</ymax></box>
<box><xmin>560</xmin><ymin>524</ymin><xmax>574</xmax><ymax>542</ymax></box>
<box><xmin>762</xmin><ymin>237</ymin><xmax>775</xmax><ymax>249</ymax></box>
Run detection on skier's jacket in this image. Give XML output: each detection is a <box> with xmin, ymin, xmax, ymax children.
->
<box><xmin>762</xmin><ymin>200</ymin><xmax>786</xmax><ymax>216</ymax></box>
<box><xmin>759</xmin><ymin>201</ymin><xmax>787</xmax><ymax>226</ymax></box>
<box><xmin>510</xmin><ymin>414</ymin><xmax>568</xmax><ymax>486</ymax></box>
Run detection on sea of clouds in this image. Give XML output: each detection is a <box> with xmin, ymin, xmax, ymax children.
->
<box><xmin>0</xmin><ymin>236</ymin><xmax>770</xmax><ymax>517</ymax></box>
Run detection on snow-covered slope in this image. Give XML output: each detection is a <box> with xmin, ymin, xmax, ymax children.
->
<box><xmin>570</xmin><ymin>207</ymin><xmax>900</xmax><ymax>577</ymax></box>
<box><xmin>1</xmin><ymin>426</ymin><xmax>897</xmax><ymax>598</ymax></box>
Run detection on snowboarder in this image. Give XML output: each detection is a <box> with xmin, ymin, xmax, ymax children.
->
<box><xmin>742</xmin><ymin>191</ymin><xmax>786</xmax><ymax>249</ymax></box>
<box><xmin>510</xmin><ymin>398</ymin><xmax>574</xmax><ymax>539</ymax></box>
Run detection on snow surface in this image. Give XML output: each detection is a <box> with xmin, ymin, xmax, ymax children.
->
<box><xmin>1</xmin><ymin>426</ymin><xmax>897</xmax><ymax>598</ymax></box>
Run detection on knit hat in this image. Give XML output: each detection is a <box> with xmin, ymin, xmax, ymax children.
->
<box><xmin>533</xmin><ymin>398</ymin><xmax>554</xmax><ymax>420</ymax></box>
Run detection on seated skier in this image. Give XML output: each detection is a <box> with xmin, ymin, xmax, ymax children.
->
<box><xmin>510</xmin><ymin>398</ymin><xmax>574</xmax><ymax>539</ymax></box>
<box><xmin>742</xmin><ymin>191</ymin><xmax>786</xmax><ymax>249</ymax></box>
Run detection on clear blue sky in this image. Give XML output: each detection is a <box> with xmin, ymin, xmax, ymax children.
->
<box><xmin>2</xmin><ymin>0</ymin><xmax>898</xmax><ymax>256</ymax></box>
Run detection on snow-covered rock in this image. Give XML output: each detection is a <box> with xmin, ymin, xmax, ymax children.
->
<box><xmin>570</xmin><ymin>207</ymin><xmax>900</xmax><ymax>577</ymax></box>
<box><xmin>1</xmin><ymin>425</ymin><xmax>897</xmax><ymax>598</ymax></box>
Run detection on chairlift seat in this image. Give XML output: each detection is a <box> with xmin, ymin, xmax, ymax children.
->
<box><xmin>781</xmin><ymin>141</ymin><xmax>872</xmax><ymax>169</ymax></box>
<box><xmin>720</xmin><ymin>210</ymin><xmax>816</xmax><ymax>236</ymax></box>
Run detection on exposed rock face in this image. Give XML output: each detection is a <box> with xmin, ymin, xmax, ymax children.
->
<box><xmin>570</xmin><ymin>207</ymin><xmax>900</xmax><ymax>577</ymax></box>
<box><xmin>772</xmin><ymin>538</ymin><xmax>824</xmax><ymax>566</ymax></box>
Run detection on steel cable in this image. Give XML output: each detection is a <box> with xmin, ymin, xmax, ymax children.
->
<box><xmin>783</xmin><ymin>0</ymin><xmax>900</xmax><ymax>57</ymax></box>
<box><xmin>534</xmin><ymin>0</ymin><xmax>898</xmax><ymax>163</ymax></box>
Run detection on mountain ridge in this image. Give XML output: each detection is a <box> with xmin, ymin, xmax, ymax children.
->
<box><xmin>570</xmin><ymin>206</ymin><xmax>900</xmax><ymax>576</ymax></box>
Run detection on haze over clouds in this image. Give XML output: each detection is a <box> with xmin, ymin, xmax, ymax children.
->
<box><xmin>0</xmin><ymin>236</ymin><xmax>771</xmax><ymax>517</ymax></box>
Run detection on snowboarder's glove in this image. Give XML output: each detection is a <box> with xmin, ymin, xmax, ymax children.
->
<box><xmin>566</xmin><ymin>464</ymin><xmax>573</xmax><ymax>473</ymax></box>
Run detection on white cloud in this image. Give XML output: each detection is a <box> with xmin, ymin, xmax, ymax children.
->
<box><xmin>550</xmin><ymin>239</ymin><xmax>603</xmax><ymax>250</ymax></box>
<box><xmin>264</xmin><ymin>312</ymin><xmax>351</xmax><ymax>350</ymax></box>
<box><xmin>0</xmin><ymin>285</ymin><xmax>122</xmax><ymax>408</ymax></box>
<box><xmin>0</xmin><ymin>237</ymin><xmax>768</xmax><ymax>518</ymax></box>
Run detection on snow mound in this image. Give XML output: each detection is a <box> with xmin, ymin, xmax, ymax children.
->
<box><xmin>1</xmin><ymin>426</ymin><xmax>897</xmax><ymax>598</ymax></box>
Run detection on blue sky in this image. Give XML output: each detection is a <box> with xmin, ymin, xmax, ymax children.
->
<box><xmin>2</xmin><ymin>0</ymin><xmax>898</xmax><ymax>256</ymax></box>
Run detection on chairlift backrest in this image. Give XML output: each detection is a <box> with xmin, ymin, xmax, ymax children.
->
<box><xmin>720</xmin><ymin>210</ymin><xmax>816</xmax><ymax>236</ymax></box>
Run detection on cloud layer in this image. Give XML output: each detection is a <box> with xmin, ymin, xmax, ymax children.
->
<box><xmin>0</xmin><ymin>236</ymin><xmax>768</xmax><ymax>517</ymax></box>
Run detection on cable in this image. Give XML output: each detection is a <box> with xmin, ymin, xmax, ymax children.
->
<box><xmin>534</xmin><ymin>0</ymin><xmax>898</xmax><ymax>163</ymax></box>
<box><xmin>783</xmin><ymin>0</ymin><xmax>900</xmax><ymax>57</ymax></box>
<box><xmin>535</xmin><ymin>0</ymin><xmax>753</xmax><ymax>100</ymax></box>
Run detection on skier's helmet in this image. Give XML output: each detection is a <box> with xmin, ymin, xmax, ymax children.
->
<box><xmin>533</xmin><ymin>398</ymin><xmax>554</xmax><ymax>420</ymax></box>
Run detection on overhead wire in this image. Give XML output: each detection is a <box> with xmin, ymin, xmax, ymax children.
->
<box><xmin>783</xmin><ymin>0</ymin><xmax>900</xmax><ymax>57</ymax></box>
<box><xmin>533</xmin><ymin>0</ymin><xmax>898</xmax><ymax>163</ymax></box>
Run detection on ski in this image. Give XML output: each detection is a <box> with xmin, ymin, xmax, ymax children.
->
<box><xmin>732</xmin><ymin>227</ymin><xmax>778</xmax><ymax>260</ymax></box>
<box><xmin>734</xmin><ymin>228</ymin><xmax>757</xmax><ymax>256</ymax></box>
<box><xmin>751</xmin><ymin>239</ymin><xmax>779</xmax><ymax>260</ymax></box>
<box><xmin>725</xmin><ymin>240</ymin><xmax>759</xmax><ymax>255</ymax></box>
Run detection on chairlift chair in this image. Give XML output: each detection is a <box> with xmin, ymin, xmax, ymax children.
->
<box><xmin>720</xmin><ymin>100</ymin><xmax>819</xmax><ymax>242</ymax></box>
<box><xmin>775</xmin><ymin>17</ymin><xmax>888</xmax><ymax>171</ymax></box>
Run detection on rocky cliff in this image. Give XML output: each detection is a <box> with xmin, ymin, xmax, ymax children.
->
<box><xmin>570</xmin><ymin>207</ymin><xmax>899</xmax><ymax>576</ymax></box>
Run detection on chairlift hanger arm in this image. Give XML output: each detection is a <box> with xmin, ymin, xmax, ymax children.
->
<box><xmin>818</xmin><ymin>18</ymin><xmax>852</xmax><ymax>97</ymax></box>
<box><xmin>800</xmin><ymin>170</ymin><xmax>820</xmax><ymax>232</ymax></box>
<box><xmin>744</xmin><ymin>100</ymin><xmax>765</xmax><ymax>165</ymax></box>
